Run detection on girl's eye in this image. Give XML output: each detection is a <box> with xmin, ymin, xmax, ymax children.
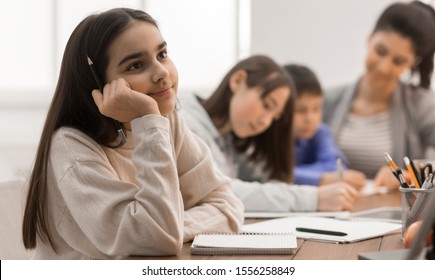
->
<box><xmin>263</xmin><ymin>100</ymin><xmax>272</xmax><ymax>110</ymax></box>
<box><xmin>127</xmin><ymin>62</ymin><xmax>143</xmax><ymax>71</ymax></box>
<box><xmin>158</xmin><ymin>50</ymin><xmax>168</xmax><ymax>60</ymax></box>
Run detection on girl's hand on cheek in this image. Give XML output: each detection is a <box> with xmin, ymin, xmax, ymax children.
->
<box><xmin>92</xmin><ymin>78</ymin><xmax>161</xmax><ymax>122</ymax></box>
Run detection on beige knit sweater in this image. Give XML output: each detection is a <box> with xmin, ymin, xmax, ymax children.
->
<box><xmin>32</xmin><ymin>112</ymin><xmax>244</xmax><ymax>259</ymax></box>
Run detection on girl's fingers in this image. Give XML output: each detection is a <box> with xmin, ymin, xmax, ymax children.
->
<box><xmin>91</xmin><ymin>89</ymin><xmax>104</xmax><ymax>111</ymax></box>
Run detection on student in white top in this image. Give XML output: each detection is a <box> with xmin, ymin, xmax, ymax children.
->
<box><xmin>324</xmin><ymin>1</ymin><xmax>435</xmax><ymax>189</ymax></box>
<box><xmin>21</xmin><ymin>8</ymin><xmax>244</xmax><ymax>259</ymax></box>
<box><xmin>179</xmin><ymin>55</ymin><xmax>357</xmax><ymax>213</ymax></box>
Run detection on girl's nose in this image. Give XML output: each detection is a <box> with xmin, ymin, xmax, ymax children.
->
<box><xmin>152</xmin><ymin>62</ymin><xmax>169</xmax><ymax>83</ymax></box>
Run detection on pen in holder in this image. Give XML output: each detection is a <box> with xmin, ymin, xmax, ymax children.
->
<box><xmin>400</xmin><ymin>185</ymin><xmax>434</xmax><ymax>239</ymax></box>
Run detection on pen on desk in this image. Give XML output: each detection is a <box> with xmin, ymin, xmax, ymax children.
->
<box><xmin>295</xmin><ymin>227</ymin><xmax>347</xmax><ymax>237</ymax></box>
<box><xmin>87</xmin><ymin>56</ymin><xmax>127</xmax><ymax>145</ymax></box>
<box><xmin>336</xmin><ymin>158</ymin><xmax>343</xmax><ymax>181</ymax></box>
<box><xmin>404</xmin><ymin>157</ymin><xmax>421</xmax><ymax>188</ymax></box>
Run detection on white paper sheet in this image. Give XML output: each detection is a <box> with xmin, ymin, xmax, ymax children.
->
<box><xmin>242</xmin><ymin>216</ymin><xmax>401</xmax><ymax>243</ymax></box>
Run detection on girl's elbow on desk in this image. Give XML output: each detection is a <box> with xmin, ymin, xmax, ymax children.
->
<box><xmin>149</xmin><ymin>232</ymin><xmax>183</xmax><ymax>256</ymax></box>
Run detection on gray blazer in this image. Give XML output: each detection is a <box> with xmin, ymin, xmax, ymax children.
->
<box><xmin>323</xmin><ymin>79</ymin><xmax>435</xmax><ymax>169</ymax></box>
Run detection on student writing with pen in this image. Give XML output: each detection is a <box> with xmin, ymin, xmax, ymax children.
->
<box><xmin>179</xmin><ymin>56</ymin><xmax>357</xmax><ymax>213</ymax></box>
<box><xmin>284</xmin><ymin>64</ymin><xmax>366</xmax><ymax>190</ymax></box>
<box><xmin>323</xmin><ymin>1</ymin><xmax>435</xmax><ymax>190</ymax></box>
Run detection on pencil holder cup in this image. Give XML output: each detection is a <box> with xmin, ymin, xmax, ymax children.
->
<box><xmin>399</xmin><ymin>187</ymin><xmax>434</xmax><ymax>239</ymax></box>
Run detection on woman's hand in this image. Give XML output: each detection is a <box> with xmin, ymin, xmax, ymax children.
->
<box><xmin>342</xmin><ymin>170</ymin><xmax>366</xmax><ymax>191</ymax></box>
<box><xmin>373</xmin><ymin>166</ymin><xmax>410</xmax><ymax>190</ymax></box>
<box><xmin>92</xmin><ymin>78</ymin><xmax>160</xmax><ymax>122</ymax></box>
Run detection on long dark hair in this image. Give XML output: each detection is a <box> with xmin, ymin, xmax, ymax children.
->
<box><xmin>22</xmin><ymin>8</ymin><xmax>158</xmax><ymax>251</ymax></box>
<box><xmin>202</xmin><ymin>55</ymin><xmax>296</xmax><ymax>182</ymax></box>
<box><xmin>373</xmin><ymin>1</ymin><xmax>435</xmax><ymax>88</ymax></box>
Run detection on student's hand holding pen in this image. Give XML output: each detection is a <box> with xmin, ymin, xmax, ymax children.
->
<box><xmin>373</xmin><ymin>165</ymin><xmax>411</xmax><ymax>190</ymax></box>
<box><xmin>317</xmin><ymin>182</ymin><xmax>357</xmax><ymax>211</ymax></box>
<box><xmin>318</xmin><ymin>170</ymin><xmax>366</xmax><ymax>191</ymax></box>
<box><xmin>341</xmin><ymin>170</ymin><xmax>366</xmax><ymax>191</ymax></box>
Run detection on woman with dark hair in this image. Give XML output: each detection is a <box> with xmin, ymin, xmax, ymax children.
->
<box><xmin>22</xmin><ymin>8</ymin><xmax>243</xmax><ymax>259</ymax></box>
<box><xmin>180</xmin><ymin>55</ymin><xmax>357</xmax><ymax>213</ymax></box>
<box><xmin>324</xmin><ymin>1</ymin><xmax>435</xmax><ymax>189</ymax></box>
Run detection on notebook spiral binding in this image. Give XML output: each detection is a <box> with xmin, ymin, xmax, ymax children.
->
<box><xmin>190</xmin><ymin>232</ymin><xmax>297</xmax><ymax>255</ymax></box>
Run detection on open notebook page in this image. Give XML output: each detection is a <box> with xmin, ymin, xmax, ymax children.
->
<box><xmin>359</xmin><ymin>179</ymin><xmax>388</xmax><ymax>196</ymax></box>
<box><xmin>244</xmin><ymin>211</ymin><xmax>349</xmax><ymax>219</ymax></box>
<box><xmin>242</xmin><ymin>216</ymin><xmax>401</xmax><ymax>243</ymax></box>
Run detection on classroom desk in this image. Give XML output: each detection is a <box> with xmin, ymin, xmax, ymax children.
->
<box><xmin>131</xmin><ymin>191</ymin><xmax>404</xmax><ymax>260</ymax></box>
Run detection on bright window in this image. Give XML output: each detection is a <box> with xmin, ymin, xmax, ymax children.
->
<box><xmin>0</xmin><ymin>0</ymin><xmax>241</xmax><ymax>106</ymax></box>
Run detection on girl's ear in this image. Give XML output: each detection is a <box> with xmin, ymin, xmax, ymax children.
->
<box><xmin>229</xmin><ymin>70</ymin><xmax>248</xmax><ymax>94</ymax></box>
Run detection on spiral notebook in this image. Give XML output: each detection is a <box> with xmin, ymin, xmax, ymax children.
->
<box><xmin>190</xmin><ymin>233</ymin><xmax>297</xmax><ymax>255</ymax></box>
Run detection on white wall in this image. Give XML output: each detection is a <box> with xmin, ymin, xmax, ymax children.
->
<box><xmin>250</xmin><ymin>0</ymin><xmax>412</xmax><ymax>89</ymax></box>
<box><xmin>147</xmin><ymin>0</ymin><xmax>238</xmax><ymax>96</ymax></box>
<box><xmin>0</xmin><ymin>0</ymin><xmax>238</xmax><ymax>107</ymax></box>
<box><xmin>0</xmin><ymin>0</ymin><xmax>54</xmax><ymax>105</ymax></box>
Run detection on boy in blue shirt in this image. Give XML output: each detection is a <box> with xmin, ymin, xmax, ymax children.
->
<box><xmin>284</xmin><ymin>64</ymin><xmax>366</xmax><ymax>189</ymax></box>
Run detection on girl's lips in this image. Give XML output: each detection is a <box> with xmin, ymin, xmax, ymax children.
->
<box><xmin>149</xmin><ymin>87</ymin><xmax>171</xmax><ymax>97</ymax></box>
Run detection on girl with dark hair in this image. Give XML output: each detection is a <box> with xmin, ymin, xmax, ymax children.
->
<box><xmin>180</xmin><ymin>55</ymin><xmax>357</xmax><ymax>213</ymax></box>
<box><xmin>324</xmin><ymin>1</ymin><xmax>435</xmax><ymax>189</ymax></box>
<box><xmin>22</xmin><ymin>8</ymin><xmax>243</xmax><ymax>259</ymax></box>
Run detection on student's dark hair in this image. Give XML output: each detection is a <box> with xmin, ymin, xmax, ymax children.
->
<box><xmin>22</xmin><ymin>8</ymin><xmax>158</xmax><ymax>252</ymax></box>
<box><xmin>373</xmin><ymin>1</ymin><xmax>435</xmax><ymax>88</ymax></box>
<box><xmin>202</xmin><ymin>55</ymin><xmax>296</xmax><ymax>182</ymax></box>
<box><xmin>284</xmin><ymin>64</ymin><xmax>322</xmax><ymax>97</ymax></box>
